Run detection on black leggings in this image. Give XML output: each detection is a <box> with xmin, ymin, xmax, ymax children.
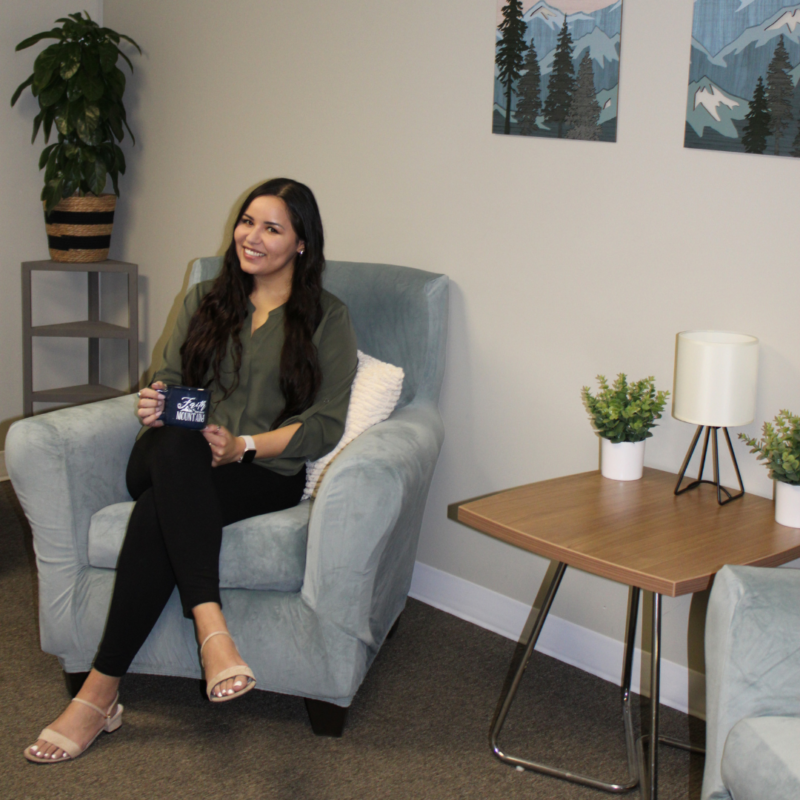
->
<box><xmin>93</xmin><ymin>426</ymin><xmax>305</xmax><ymax>678</ymax></box>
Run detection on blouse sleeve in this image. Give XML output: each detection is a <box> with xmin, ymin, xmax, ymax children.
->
<box><xmin>275</xmin><ymin>301</ymin><xmax>358</xmax><ymax>467</ymax></box>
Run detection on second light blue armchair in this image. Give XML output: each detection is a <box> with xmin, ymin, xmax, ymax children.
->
<box><xmin>702</xmin><ymin>564</ymin><xmax>800</xmax><ymax>800</ymax></box>
<box><xmin>7</xmin><ymin>258</ymin><xmax>448</xmax><ymax>736</ymax></box>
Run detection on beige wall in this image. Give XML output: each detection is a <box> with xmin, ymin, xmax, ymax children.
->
<box><xmin>25</xmin><ymin>0</ymin><xmax>793</xmax><ymax>672</ymax></box>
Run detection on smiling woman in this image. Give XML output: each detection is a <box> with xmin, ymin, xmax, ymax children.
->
<box><xmin>23</xmin><ymin>178</ymin><xmax>358</xmax><ymax>764</ymax></box>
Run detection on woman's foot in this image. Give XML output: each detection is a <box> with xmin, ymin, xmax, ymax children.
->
<box><xmin>25</xmin><ymin>671</ymin><xmax>121</xmax><ymax>762</ymax></box>
<box><xmin>199</xmin><ymin>630</ymin><xmax>256</xmax><ymax>701</ymax></box>
<box><xmin>193</xmin><ymin>603</ymin><xmax>256</xmax><ymax>701</ymax></box>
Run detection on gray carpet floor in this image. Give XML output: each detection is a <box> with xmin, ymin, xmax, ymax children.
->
<box><xmin>0</xmin><ymin>480</ymin><xmax>704</xmax><ymax>799</ymax></box>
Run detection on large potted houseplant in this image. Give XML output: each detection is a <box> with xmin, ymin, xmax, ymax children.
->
<box><xmin>582</xmin><ymin>374</ymin><xmax>670</xmax><ymax>481</ymax></box>
<box><xmin>10</xmin><ymin>11</ymin><xmax>140</xmax><ymax>262</ymax></box>
<box><xmin>740</xmin><ymin>410</ymin><xmax>800</xmax><ymax>527</ymax></box>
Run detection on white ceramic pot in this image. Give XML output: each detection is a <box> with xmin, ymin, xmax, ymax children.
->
<box><xmin>600</xmin><ymin>439</ymin><xmax>645</xmax><ymax>481</ymax></box>
<box><xmin>775</xmin><ymin>480</ymin><xmax>800</xmax><ymax>528</ymax></box>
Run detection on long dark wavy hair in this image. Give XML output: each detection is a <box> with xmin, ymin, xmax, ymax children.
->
<box><xmin>180</xmin><ymin>178</ymin><xmax>325</xmax><ymax>428</ymax></box>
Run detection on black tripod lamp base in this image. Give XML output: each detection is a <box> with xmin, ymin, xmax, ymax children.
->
<box><xmin>674</xmin><ymin>425</ymin><xmax>745</xmax><ymax>506</ymax></box>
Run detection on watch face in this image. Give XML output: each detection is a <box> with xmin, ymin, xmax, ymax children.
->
<box><xmin>242</xmin><ymin>448</ymin><xmax>257</xmax><ymax>464</ymax></box>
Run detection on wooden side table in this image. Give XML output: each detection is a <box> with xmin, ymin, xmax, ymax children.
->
<box><xmin>456</xmin><ymin>468</ymin><xmax>800</xmax><ymax>799</ymax></box>
<box><xmin>22</xmin><ymin>259</ymin><xmax>139</xmax><ymax>416</ymax></box>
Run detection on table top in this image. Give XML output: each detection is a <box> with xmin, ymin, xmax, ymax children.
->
<box><xmin>456</xmin><ymin>468</ymin><xmax>800</xmax><ymax>597</ymax></box>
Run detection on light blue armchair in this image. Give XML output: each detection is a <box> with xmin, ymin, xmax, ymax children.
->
<box><xmin>702</xmin><ymin>564</ymin><xmax>800</xmax><ymax>799</ymax></box>
<box><xmin>7</xmin><ymin>258</ymin><xmax>448</xmax><ymax>736</ymax></box>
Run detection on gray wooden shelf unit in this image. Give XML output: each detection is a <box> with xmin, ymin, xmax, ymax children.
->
<box><xmin>22</xmin><ymin>259</ymin><xmax>139</xmax><ymax>416</ymax></box>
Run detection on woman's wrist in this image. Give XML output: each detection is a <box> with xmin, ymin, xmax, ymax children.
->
<box><xmin>237</xmin><ymin>435</ymin><xmax>257</xmax><ymax>463</ymax></box>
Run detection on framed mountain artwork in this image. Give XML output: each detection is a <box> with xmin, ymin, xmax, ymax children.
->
<box><xmin>493</xmin><ymin>1</ymin><xmax>623</xmax><ymax>141</ymax></box>
<box><xmin>686</xmin><ymin>1</ymin><xmax>800</xmax><ymax>157</ymax></box>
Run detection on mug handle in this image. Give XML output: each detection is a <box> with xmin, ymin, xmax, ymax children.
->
<box><xmin>156</xmin><ymin>387</ymin><xmax>169</xmax><ymax>422</ymax></box>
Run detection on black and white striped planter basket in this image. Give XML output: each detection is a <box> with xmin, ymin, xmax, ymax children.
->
<box><xmin>44</xmin><ymin>194</ymin><xmax>116</xmax><ymax>263</ymax></box>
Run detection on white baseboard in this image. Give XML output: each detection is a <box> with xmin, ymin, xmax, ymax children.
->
<box><xmin>409</xmin><ymin>561</ymin><xmax>705</xmax><ymax>720</ymax></box>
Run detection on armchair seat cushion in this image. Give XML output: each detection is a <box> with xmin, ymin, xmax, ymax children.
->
<box><xmin>88</xmin><ymin>500</ymin><xmax>311</xmax><ymax>592</ymax></box>
<box><xmin>721</xmin><ymin>716</ymin><xmax>800</xmax><ymax>800</ymax></box>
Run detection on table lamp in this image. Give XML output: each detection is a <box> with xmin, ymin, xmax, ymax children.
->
<box><xmin>672</xmin><ymin>330</ymin><xmax>759</xmax><ymax>505</ymax></box>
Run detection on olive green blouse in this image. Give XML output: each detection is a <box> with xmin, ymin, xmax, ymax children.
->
<box><xmin>150</xmin><ymin>279</ymin><xmax>358</xmax><ymax>476</ymax></box>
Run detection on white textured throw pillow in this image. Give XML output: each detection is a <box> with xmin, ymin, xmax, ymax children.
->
<box><xmin>303</xmin><ymin>350</ymin><xmax>404</xmax><ymax>500</ymax></box>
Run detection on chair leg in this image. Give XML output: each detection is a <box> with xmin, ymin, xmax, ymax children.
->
<box><xmin>304</xmin><ymin>698</ymin><xmax>349</xmax><ymax>737</ymax></box>
<box><xmin>63</xmin><ymin>671</ymin><xmax>89</xmax><ymax>697</ymax></box>
<box><xmin>387</xmin><ymin>614</ymin><xmax>401</xmax><ymax>639</ymax></box>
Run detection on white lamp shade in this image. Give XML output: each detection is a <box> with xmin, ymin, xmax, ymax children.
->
<box><xmin>673</xmin><ymin>330</ymin><xmax>759</xmax><ymax>427</ymax></box>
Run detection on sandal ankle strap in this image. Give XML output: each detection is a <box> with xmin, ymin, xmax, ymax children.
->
<box><xmin>71</xmin><ymin>692</ymin><xmax>120</xmax><ymax>720</ymax></box>
<box><xmin>199</xmin><ymin>630</ymin><xmax>232</xmax><ymax>657</ymax></box>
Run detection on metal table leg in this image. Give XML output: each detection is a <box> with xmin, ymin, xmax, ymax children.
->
<box><xmin>490</xmin><ymin>562</ymin><xmax>639</xmax><ymax>793</ymax></box>
<box><xmin>636</xmin><ymin>591</ymin><xmax>707</xmax><ymax>800</ymax></box>
<box><xmin>621</xmin><ymin>587</ymin><xmax>641</xmax><ymax>784</ymax></box>
<box><xmin>638</xmin><ymin>592</ymin><xmax>705</xmax><ymax>800</ymax></box>
<box><xmin>648</xmin><ymin>592</ymin><xmax>662</xmax><ymax>800</ymax></box>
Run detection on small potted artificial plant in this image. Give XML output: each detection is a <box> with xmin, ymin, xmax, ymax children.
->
<box><xmin>740</xmin><ymin>410</ymin><xmax>800</xmax><ymax>527</ymax></box>
<box><xmin>10</xmin><ymin>11</ymin><xmax>140</xmax><ymax>262</ymax></box>
<box><xmin>582</xmin><ymin>374</ymin><xmax>670</xmax><ymax>481</ymax></box>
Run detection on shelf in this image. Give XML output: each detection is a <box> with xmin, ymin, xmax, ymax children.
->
<box><xmin>22</xmin><ymin>259</ymin><xmax>139</xmax><ymax>417</ymax></box>
<box><xmin>24</xmin><ymin>259</ymin><xmax>136</xmax><ymax>274</ymax></box>
<box><xmin>32</xmin><ymin>384</ymin><xmax>129</xmax><ymax>405</ymax></box>
<box><xmin>32</xmin><ymin>320</ymin><xmax>131</xmax><ymax>339</ymax></box>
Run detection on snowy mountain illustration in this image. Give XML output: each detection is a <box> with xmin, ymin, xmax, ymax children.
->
<box><xmin>686</xmin><ymin>78</ymin><xmax>747</xmax><ymax>139</ymax></box>
<box><xmin>692</xmin><ymin>0</ymin><xmax>800</xmax><ymax>58</ymax></box>
<box><xmin>689</xmin><ymin>4</ymin><xmax>800</xmax><ymax>98</ymax></box>
<box><xmin>597</xmin><ymin>86</ymin><xmax>618</xmax><ymax>126</ymax></box>
<box><xmin>686</xmin><ymin>0</ymin><xmax>800</xmax><ymax>155</ymax></box>
<box><xmin>523</xmin><ymin>1</ymin><xmax>562</xmax><ymax>29</ymax></box>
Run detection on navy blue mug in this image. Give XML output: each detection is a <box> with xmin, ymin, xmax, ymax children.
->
<box><xmin>156</xmin><ymin>386</ymin><xmax>210</xmax><ymax>430</ymax></box>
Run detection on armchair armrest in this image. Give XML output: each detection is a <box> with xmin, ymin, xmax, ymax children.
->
<box><xmin>702</xmin><ymin>564</ymin><xmax>800</xmax><ymax>800</ymax></box>
<box><xmin>6</xmin><ymin>394</ymin><xmax>140</xmax><ymax>662</ymax></box>
<box><xmin>301</xmin><ymin>401</ymin><xmax>444</xmax><ymax>646</ymax></box>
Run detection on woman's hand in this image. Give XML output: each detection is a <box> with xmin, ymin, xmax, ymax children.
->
<box><xmin>137</xmin><ymin>381</ymin><xmax>166</xmax><ymax>427</ymax></box>
<box><xmin>202</xmin><ymin>424</ymin><xmax>243</xmax><ymax>467</ymax></box>
<box><xmin>201</xmin><ymin>423</ymin><xmax>301</xmax><ymax>467</ymax></box>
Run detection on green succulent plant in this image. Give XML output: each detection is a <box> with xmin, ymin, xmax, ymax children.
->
<box><xmin>10</xmin><ymin>11</ymin><xmax>141</xmax><ymax>211</ymax></box>
<box><xmin>739</xmin><ymin>410</ymin><xmax>800</xmax><ymax>485</ymax></box>
<box><xmin>582</xmin><ymin>374</ymin><xmax>670</xmax><ymax>444</ymax></box>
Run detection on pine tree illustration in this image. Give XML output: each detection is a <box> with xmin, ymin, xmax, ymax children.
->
<box><xmin>766</xmin><ymin>36</ymin><xmax>794</xmax><ymax>156</ymax></box>
<box><xmin>565</xmin><ymin>52</ymin><xmax>601</xmax><ymax>140</ymax></box>
<box><xmin>791</xmin><ymin>122</ymin><xmax>800</xmax><ymax>157</ymax></box>
<box><xmin>516</xmin><ymin>39</ymin><xmax>542</xmax><ymax>136</ymax></box>
<box><xmin>742</xmin><ymin>76</ymin><xmax>770</xmax><ymax>154</ymax></box>
<box><xmin>495</xmin><ymin>0</ymin><xmax>527</xmax><ymax>135</ymax></box>
<box><xmin>791</xmin><ymin>81</ymin><xmax>800</xmax><ymax>157</ymax></box>
<box><xmin>543</xmin><ymin>17</ymin><xmax>576</xmax><ymax>138</ymax></box>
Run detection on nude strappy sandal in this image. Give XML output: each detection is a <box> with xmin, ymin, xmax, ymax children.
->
<box><xmin>200</xmin><ymin>631</ymin><xmax>256</xmax><ymax>703</ymax></box>
<box><xmin>24</xmin><ymin>694</ymin><xmax>123</xmax><ymax>764</ymax></box>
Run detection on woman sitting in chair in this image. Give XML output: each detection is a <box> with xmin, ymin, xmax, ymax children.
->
<box><xmin>25</xmin><ymin>177</ymin><xmax>358</xmax><ymax>763</ymax></box>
